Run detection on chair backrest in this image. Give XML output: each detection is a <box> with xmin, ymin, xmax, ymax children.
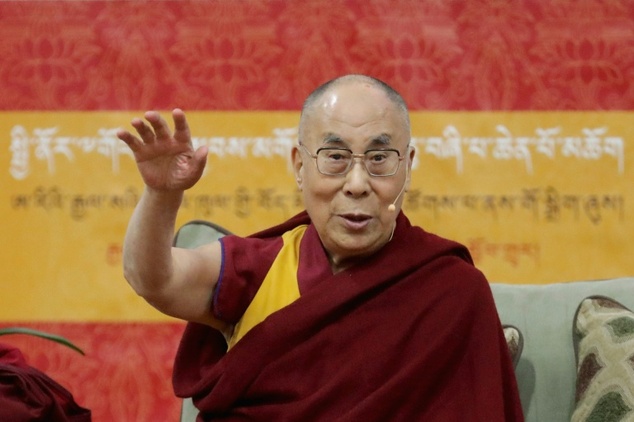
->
<box><xmin>173</xmin><ymin>219</ymin><xmax>232</xmax><ymax>248</ymax></box>
<box><xmin>173</xmin><ymin>220</ymin><xmax>233</xmax><ymax>422</ymax></box>
<box><xmin>490</xmin><ymin>277</ymin><xmax>634</xmax><ymax>422</ymax></box>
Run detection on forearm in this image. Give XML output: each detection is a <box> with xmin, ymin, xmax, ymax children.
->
<box><xmin>123</xmin><ymin>186</ymin><xmax>183</xmax><ymax>298</ymax></box>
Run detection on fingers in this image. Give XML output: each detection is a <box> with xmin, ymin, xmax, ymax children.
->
<box><xmin>116</xmin><ymin>128</ymin><xmax>144</xmax><ymax>152</ymax></box>
<box><xmin>117</xmin><ymin>109</ymin><xmax>190</xmax><ymax>152</ymax></box>
<box><xmin>129</xmin><ymin>117</ymin><xmax>158</xmax><ymax>145</ymax></box>
<box><xmin>172</xmin><ymin>108</ymin><xmax>191</xmax><ymax>144</ymax></box>
<box><xmin>144</xmin><ymin>111</ymin><xmax>172</xmax><ymax>141</ymax></box>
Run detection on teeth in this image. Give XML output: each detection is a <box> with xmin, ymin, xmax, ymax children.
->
<box><xmin>346</xmin><ymin>215</ymin><xmax>367</xmax><ymax>221</ymax></box>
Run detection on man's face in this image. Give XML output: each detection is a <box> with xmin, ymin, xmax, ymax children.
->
<box><xmin>292</xmin><ymin>82</ymin><xmax>413</xmax><ymax>272</ymax></box>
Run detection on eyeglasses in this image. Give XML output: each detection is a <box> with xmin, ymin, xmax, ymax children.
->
<box><xmin>299</xmin><ymin>143</ymin><xmax>407</xmax><ymax>177</ymax></box>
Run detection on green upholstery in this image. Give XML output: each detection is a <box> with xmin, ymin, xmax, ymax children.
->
<box><xmin>491</xmin><ymin>277</ymin><xmax>634</xmax><ymax>422</ymax></box>
<box><xmin>181</xmin><ymin>398</ymin><xmax>196</xmax><ymax>422</ymax></box>
<box><xmin>172</xmin><ymin>219</ymin><xmax>232</xmax><ymax>249</ymax></box>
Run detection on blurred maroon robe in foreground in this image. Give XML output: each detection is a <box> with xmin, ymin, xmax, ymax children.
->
<box><xmin>0</xmin><ymin>343</ymin><xmax>91</xmax><ymax>422</ymax></box>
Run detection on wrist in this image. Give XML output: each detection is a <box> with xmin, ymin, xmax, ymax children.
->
<box><xmin>143</xmin><ymin>186</ymin><xmax>184</xmax><ymax>209</ymax></box>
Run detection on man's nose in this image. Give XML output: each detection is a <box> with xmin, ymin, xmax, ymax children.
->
<box><xmin>344</xmin><ymin>158</ymin><xmax>371</xmax><ymax>196</ymax></box>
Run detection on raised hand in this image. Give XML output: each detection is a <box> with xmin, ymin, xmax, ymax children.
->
<box><xmin>117</xmin><ymin>108</ymin><xmax>208</xmax><ymax>191</ymax></box>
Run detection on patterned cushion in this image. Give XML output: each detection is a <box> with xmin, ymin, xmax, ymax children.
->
<box><xmin>503</xmin><ymin>324</ymin><xmax>523</xmax><ymax>368</ymax></box>
<box><xmin>571</xmin><ymin>296</ymin><xmax>634</xmax><ymax>422</ymax></box>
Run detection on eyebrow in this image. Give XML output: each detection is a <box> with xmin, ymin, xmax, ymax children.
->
<box><xmin>322</xmin><ymin>133</ymin><xmax>345</xmax><ymax>145</ymax></box>
<box><xmin>371</xmin><ymin>133</ymin><xmax>392</xmax><ymax>146</ymax></box>
<box><xmin>321</xmin><ymin>132</ymin><xmax>393</xmax><ymax>148</ymax></box>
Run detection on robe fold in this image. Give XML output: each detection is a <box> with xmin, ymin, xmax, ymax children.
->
<box><xmin>173</xmin><ymin>211</ymin><xmax>524</xmax><ymax>421</ymax></box>
<box><xmin>0</xmin><ymin>343</ymin><xmax>91</xmax><ymax>422</ymax></box>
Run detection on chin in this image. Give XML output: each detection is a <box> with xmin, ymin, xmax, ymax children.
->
<box><xmin>332</xmin><ymin>236</ymin><xmax>387</xmax><ymax>260</ymax></box>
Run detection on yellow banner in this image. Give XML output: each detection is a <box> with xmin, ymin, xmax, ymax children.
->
<box><xmin>1</xmin><ymin>111</ymin><xmax>631</xmax><ymax>320</ymax></box>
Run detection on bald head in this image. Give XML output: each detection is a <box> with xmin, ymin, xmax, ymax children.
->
<box><xmin>291</xmin><ymin>74</ymin><xmax>414</xmax><ymax>270</ymax></box>
<box><xmin>298</xmin><ymin>75</ymin><xmax>410</xmax><ymax>141</ymax></box>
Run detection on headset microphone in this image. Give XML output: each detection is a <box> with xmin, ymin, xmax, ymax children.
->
<box><xmin>388</xmin><ymin>165</ymin><xmax>409</xmax><ymax>213</ymax></box>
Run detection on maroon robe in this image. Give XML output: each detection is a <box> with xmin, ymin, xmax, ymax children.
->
<box><xmin>0</xmin><ymin>343</ymin><xmax>91</xmax><ymax>421</ymax></box>
<box><xmin>173</xmin><ymin>212</ymin><xmax>524</xmax><ymax>421</ymax></box>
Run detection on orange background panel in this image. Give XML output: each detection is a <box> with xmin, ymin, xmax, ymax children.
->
<box><xmin>1</xmin><ymin>111</ymin><xmax>631</xmax><ymax>325</ymax></box>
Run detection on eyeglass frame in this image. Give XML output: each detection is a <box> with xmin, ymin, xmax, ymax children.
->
<box><xmin>298</xmin><ymin>143</ymin><xmax>410</xmax><ymax>177</ymax></box>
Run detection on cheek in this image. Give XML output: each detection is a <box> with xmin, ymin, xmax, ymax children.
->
<box><xmin>302</xmin><ymin>180</ymin><xmax>339</xmax><ymax>217</ymax></box>
<box><xmin>304</xmin><ymin>177</ymin><xmax>340</xmax><ymax>199</ymax></box>
<box><xmin>303</xmin><ymin>186</ymin><xmax>331</xmax><ymax>211</ymax></box>
<box><xmin>374</xmin><ymin>179</ymin><xmax>403</xmax><ymax>203</ymax></box>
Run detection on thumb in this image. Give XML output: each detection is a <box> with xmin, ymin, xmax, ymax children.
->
<box><xmin>191</xmin><ymin>145</ymin><xmax>209</xmax><ymax>178</ymax></box>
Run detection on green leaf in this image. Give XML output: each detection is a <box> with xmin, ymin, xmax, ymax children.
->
<box><xmin>0</xmin><ymin>327</ymin><xmax>85</xmax><ymax>355</ymax></box>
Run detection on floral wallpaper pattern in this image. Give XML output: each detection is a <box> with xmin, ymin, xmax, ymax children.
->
<box><xmin>0</xmin><ymin>0</ymin><xmax>631</xmax><ymax>111</ymax></box>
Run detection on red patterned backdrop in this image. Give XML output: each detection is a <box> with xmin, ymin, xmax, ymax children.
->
<box><xmin>1</xmin><ymin>1</ymin><xmax>633</xmax><ymax>421</ymax></box>
<box><xmin>1</xmin><ymin>0</ymin><xmax>632</xmax><ymax>112</ymax></box>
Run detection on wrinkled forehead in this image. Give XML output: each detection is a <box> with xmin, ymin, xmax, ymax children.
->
<box><xmin>300</xmin><ymin>83</ymin><xmax>410</xmax><ymax>147</ymax></box>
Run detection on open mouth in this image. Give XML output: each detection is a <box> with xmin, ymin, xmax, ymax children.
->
<box><xmin>339</xmin><ymin>213</ymin><xmax>372</xmax><ymax>229</ymax></box>
<box><xmin>342</xmin><ymin>214</ymin><xmax>370</xmax><ymax>222</ymax></box>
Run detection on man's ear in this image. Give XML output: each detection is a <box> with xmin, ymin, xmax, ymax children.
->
<box><xmin>405</xmin><ymin>145</ymin><xmax>415</xmax><ymax>192</ymax></box>
<box><xmin>291</xmin><ymin>146</ymin><xmax>304</xmax><ymax>189</ymax></box>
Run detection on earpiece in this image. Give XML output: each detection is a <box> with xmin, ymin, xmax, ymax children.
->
<box><xmin>388</xmin><ymin>165</ymin><xmax>410</xmax><ymax>213</ymax></box>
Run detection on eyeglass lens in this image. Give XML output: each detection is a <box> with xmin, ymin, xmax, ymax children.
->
<box><xmin>316</xmin><ymin>148</ymin><xmax>400</xmax><ymax>176</ymax></box>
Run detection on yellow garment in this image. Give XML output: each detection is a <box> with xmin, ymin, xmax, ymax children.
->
<box><xmin>227</xmin><ymin>224</ymin><xmax>307</xmax><ymax>349</ymax></box>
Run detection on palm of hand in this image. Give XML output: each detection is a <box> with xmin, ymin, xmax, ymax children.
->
<box><xmin>135</xmin><ymin>141</ymin><xmax>200</xmax><ymax>191</ymax></box>
<box><xmin>117</xmin><ymin>109</ymin><xmax>208</xmax><ymax>192</ymax></box>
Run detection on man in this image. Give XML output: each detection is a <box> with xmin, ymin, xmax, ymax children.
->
<box><xmin>117</xmin><ymin>74</ymin><xmax>524</xmax><ymax>421</ymax></box>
